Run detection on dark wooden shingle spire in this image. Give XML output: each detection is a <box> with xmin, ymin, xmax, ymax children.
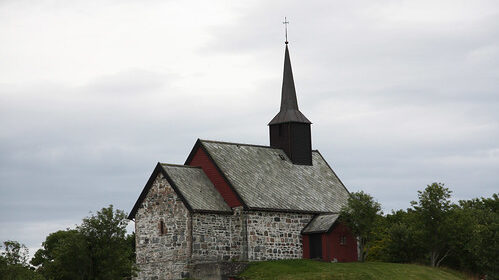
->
<box><xmin>269</xmin><ymin>44</ymin><xmax>312</xmax><ymax>165</ymax></box>
<box><xmin>269</xmin><ymin>45</ymin><xmax>311</xmax><ymax>125</ymax></box>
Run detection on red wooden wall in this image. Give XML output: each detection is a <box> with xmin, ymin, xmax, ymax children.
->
<box><xmin>324</xmin><ymin>222</ymin><xmax>358</xmax><ymax>262</ymax></box>
<box><xmin>302</xmin><ymin>222</ymin><xmax>358</xmax><ymax>262</ymax></box>
<box><xmin>302</xmin><ymin>235</ymin><xmax>310</xmax><ymax>258</ymax></box>
<box><xmin>188</xmin><ymin>147</ymin><xmax>242</xmax><ymax>208</ymax></box>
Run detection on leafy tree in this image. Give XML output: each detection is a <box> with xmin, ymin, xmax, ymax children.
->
<box><xmin>1</xmin><ymin>240</ymin><xmax>29</xmax><ymax>266</ymax></box>
<box><xmin>381</xmin><ymin>210</ymin><xmax>425</xmax><ymax>263</ymax></box>
<box><xmin>78</xmin><ymin>205</ymin><xmax>135</xmax><ymax>280</ymax></box>
<box><xmin>340</xmin><ymin>191</ymin><xmax>382</xmax><ymax>261</ymax></box>
<box><xmin>441</xmin><ymin>204</ymin><xmax>476</xmax><ymax>272</ymax></box>
<box><xmin>31</xmin><ymin>205</ymin><xmax>135</xmax><ymax>280</ymax></box>
<box><xmin>457</xmin><ymin>194</ymin><xmax>499</xmax><ymax>278</ymax></box>
<box><xmin>31</xmin><ymin>230</ymin><xmax>91</xmax><ymax>280</ymax></box>
<box><xmin>1</xmin><ymin>241</ymin><xmax>45</xmax><ymax>280</ymax></box>
<box><xmin>410</xmin><ymin>182</ymin><xmax>452</xmax><ymax>267</ymax></box>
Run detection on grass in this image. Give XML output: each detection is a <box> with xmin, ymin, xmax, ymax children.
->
<box><xmin>238</xmin><ymin>259</ymin><xmax>468</xmax><ymax>280</ymax></box>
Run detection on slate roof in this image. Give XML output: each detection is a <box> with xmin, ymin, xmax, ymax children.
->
<box><xmin>302</xmin><ymin>213</ymin><xmax>340</xmax><ymax>234</ymax></box>
<box><xmin>197</xmin><ymin>140</ymin><xmax>350</xmax><ymax>213</ymax></box>
<box><xmin>128</xmin><ymin>163</ymin><xmax>231</xmax><ymax>219</ymax></box>
<box><xmin>161</xmin><ymin>164</ymin><xmax>231</xmax><ymax>213</ymax></box>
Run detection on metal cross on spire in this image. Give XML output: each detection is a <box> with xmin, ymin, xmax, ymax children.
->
<box><xmin>283</xmin><ymin>17</ymin><xmax>289</xmax><ymax>44</ymax></box>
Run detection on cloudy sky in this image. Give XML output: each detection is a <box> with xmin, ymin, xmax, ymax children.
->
<box><xmin>1</xmin><ymin>0</ymin><xmax>498</xmax><ymax>255</ymax></box>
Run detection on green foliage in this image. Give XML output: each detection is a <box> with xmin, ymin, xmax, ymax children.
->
<box><xmin>1</xmin><ymin>241</ymin><xmax>29</xmax><ymax>266</ymax></box>
<box><xmin>31</xmin><ymin>230</ymin><xmax>91</xmax><ymax>280</ymax></box>
<box><xmin>340</xmin><ymin>191</ymin><xmax>382</xmax><ymax>261</ymax></box>
<box><xmin>0</xmin><ymin>262</ymin><xmax>46</xmax><ymax>280</ymax></box>
<box><xmin>79</xmin><ymin>205</ymin><xmax>135</xmax><ymax>280</ymax></box>
<box><xmin>378</xmin><ymin>210</ymin><xmax>425</xmax><ymax>263</ymax></box>
<box><xmin>0</xmin><ymin>241</ymin><xmax>45</xmax><ymax>280</ymax></box>
<box><xmin>239</xmin><ymin>259</ymin><xmax>467</xmax><ymax>280</ymax></box>
<box><xmin>369</xmin><ymin>183</ymin><xmax>497</xmax><ymax>278</ymax></box>
<box><xmin>455</xmin><ymin>194</ymin><xmax>499</xmax><ymax>279</ymax></box>
<box><xmin>31</xmin><ymin>205</ymin><xmax>136</xmax><ymax>280</ymax></box>
<box><xmin>410</xmin><ymin>183</ymin><xmax>453</xmax><ymax>267</ymax></box>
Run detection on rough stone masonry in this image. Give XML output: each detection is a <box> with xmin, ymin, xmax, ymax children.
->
<box><xmin>134</xmin><ymin>172</ymin><xmax>313</xmax><ymax>279</ymax></box>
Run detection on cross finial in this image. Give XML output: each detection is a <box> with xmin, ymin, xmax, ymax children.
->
<box><xmin>283</xmin><ymin>17</ymin><xmax>289</xmax><ymax>44</ymax></box>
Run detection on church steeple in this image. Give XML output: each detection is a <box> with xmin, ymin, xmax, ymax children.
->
<box><xmin>269</xmin><ymin>45</ymin><xmax>311</xmax><ymax>125</ymax></box>
<box><xmin>269</xmin><ymin>43</ymin><xmax>312</xmax><ymax>165</ymax></box>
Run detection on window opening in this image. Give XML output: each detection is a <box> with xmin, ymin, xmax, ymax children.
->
<box><xmin>160</xmin><ymin>220</ymin><xmax>165</xmax><ymax>235</ymax></box>
<box><xmin>340</xmin><ymin>235</ymin><xmax>347</xmax><ymax>245</ymax></box>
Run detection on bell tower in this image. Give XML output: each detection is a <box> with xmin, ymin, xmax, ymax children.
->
<box><xmin>269</xmin><ymin>43</ymin><xmax>312</xmax><ymax>165</ymax></box>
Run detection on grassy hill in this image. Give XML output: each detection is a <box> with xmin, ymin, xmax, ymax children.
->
<box><xmin>238</xmin><ymin>260</ymin><xmax>467</xmax><ymax>280</ymax></box>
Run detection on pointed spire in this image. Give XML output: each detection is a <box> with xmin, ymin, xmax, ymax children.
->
<box><xmin>269</xmin><ymin>44</ymin><xmax>311</xmax><ymax>125</ymax></box>
<box><xmin>280</xmin><ymin>45</ymin><xmax>298</xmax><ymax>111</ymax></box>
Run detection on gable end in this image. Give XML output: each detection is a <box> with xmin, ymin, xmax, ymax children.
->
<box><xmin>128</xmin><ymin>163</ymin><xmax>194</xmax><ymax>220</ymax></box>
<box><xmin>185</xmin><ymin>139</ymin><xmax>247</xmax><ymax>209</ymax></box>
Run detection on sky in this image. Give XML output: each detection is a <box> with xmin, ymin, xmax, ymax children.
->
<box><xmin>1</xmin><ymin>0</ymin><xmax>498</xmax><ymax>256</ymax></box>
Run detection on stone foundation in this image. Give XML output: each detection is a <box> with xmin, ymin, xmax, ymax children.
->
<box><xmin>190</xmin><ymin>262</ymin><xmax>248</xmax><ymax>280</ymax></box>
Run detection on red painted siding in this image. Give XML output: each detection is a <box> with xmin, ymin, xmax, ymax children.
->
<box><xmin>302</xmin><ymin>222</ymin><xmax>358</xmax><ymax>262</ymax></box>
<box><xmin>321</xmin><ymin>234</ymin><xmax>328</xmax><ymax>260</ymax></box>
<box><xmin>188</xmin><ymin>147</ymin><xmax>242</xmax><ymax>208</ymax></box>
<box><xmin>302</xmin><ymin>235</ymin><xmax>310</xmax><ymax>259</ymax></box>
<box><xmin>324</xmin><ymin>222</ymin><xmax>358</xmax><ymax>262</ymax></box>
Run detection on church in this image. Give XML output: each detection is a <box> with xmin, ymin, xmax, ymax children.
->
<box><xmin>128</xmin><ymin>42</ymin><xmax>358</xmax><ymax>280</ymax></box>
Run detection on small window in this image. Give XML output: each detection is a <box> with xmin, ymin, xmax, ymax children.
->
<box><xmin>340</xmin><ymin>236</ymin><xmax>347</xmax><ymax>245</ymax></box>
<box><xmin>159</xmin><ymin>220</ymin><xmax>165</xmax><ymax>235</ymax></box>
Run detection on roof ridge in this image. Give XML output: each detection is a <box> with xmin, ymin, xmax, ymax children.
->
<box><xmin>199</xmin><ymin>139</ymin><xmax>274</xmax><ymax>149</ymax></box>
<box><xmin>201</xmin><ymin>139</ymin><xmax>320</xmax><ymax>153</ymax></box>
<box><xmin>160</xmin><ymin>163</ymin><xmax>201</xmax><ymax>169</ymax></box>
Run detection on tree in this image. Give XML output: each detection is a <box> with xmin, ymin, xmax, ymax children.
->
<box><xmin>410</xmin><ymin>182</ymin><xmax>453</xmax><ymax>267</ymax></box>
<box><xmin>1</xmin><ymin>240</ymin><xmax>29</xmax><ymax>266</ymax></box>
<box><xmin>380</xmin><ymin>209</ymin><xmax>425</xmax><ymax>263</ymax></box>
<box><xmin>457</xmin><ymin>194</ymin><xmax>499</xmax><ymax>278</ymax></box>
<box><xmin>78</xmin><ymin>205</ymin><xmax>135</xmax><ymax>280</ymax></box>
<box><xmin>31</xmin><ymin>205</ymin><xmax>135</xmax><ymax>280</ymax></box>
<box><xmin>31</xmin><ymin>230</ymin><xmax>91</xmax><ymax>280</ymax></box>
<box><xmin>1</xmin><ymin>241</ymin><xmax>45</xmax><ymax>280</ymax></box>
<box><xmin>340</xmin><ymin>191</ymin><xmax>382</xmax><ymax>261</ymax></box>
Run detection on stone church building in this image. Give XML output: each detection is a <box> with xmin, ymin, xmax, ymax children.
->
<box><xmin>128</xmin><ymin>43</ymin><xmax>358</xmax><ymax>279</ymax></box>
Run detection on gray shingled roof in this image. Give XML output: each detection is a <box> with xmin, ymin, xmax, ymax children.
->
<box><xmin>302</xmin><ymin>214</ymin><xmax>340</xmax><ymax>234</ymax></box>
<box><xmin>200</xmin><ymin>140</ymin><xmax>350</xmax><ymax>213</ymax></box>
<box><xmin>161</xmin><ymin>164</ymin><xmax>231</xmax><ymax>213</ymax></box>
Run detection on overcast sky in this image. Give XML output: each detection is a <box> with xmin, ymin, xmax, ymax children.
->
<box><xmin>1</xmin><ymin>0</ymin><xmax>498</xmax><ymax>255</ymax></box>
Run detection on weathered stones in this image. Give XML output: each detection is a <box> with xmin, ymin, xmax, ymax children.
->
<box><xmin>246</xmin><ymin>212</ymin><xmax>313</xmax><ymax>260</ymax></box>
<box><xmin>191</xmin><ymin>208</ymin><xmax>246</xmax><ymax>262</ymax></box>
<box><xmin>134</xmin><ymin>173</ymin><xmax>314</xmax><ymax>279</ymax></box>
<box><xmin>135</xmin><ymin>173</ymin><xmax>191</xmax><ymax>280</ymax></box>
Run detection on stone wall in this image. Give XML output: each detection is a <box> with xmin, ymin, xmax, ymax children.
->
<box><xmin>191</xmin><ymin>207</ymin><xmax>247</xmax><ymax>262</ymax></box>
<box><xmin>134</xmin><ymin>173</ymin><xmax>191</xmax><ymax>280</ymax></box>
<box><xmin>133</xmin><ymin>172</ymin><xmax>316</xmax><ymax>278</ymax></box>
<box><xmin>191</xmin><ymin>261</ymin><xmax>249</xmax><ymax>280</ymax></box>
<box><xmin>246</xmin><ymin>211</ymin><xmax>313</xmax><ymax>260</ymax></box>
